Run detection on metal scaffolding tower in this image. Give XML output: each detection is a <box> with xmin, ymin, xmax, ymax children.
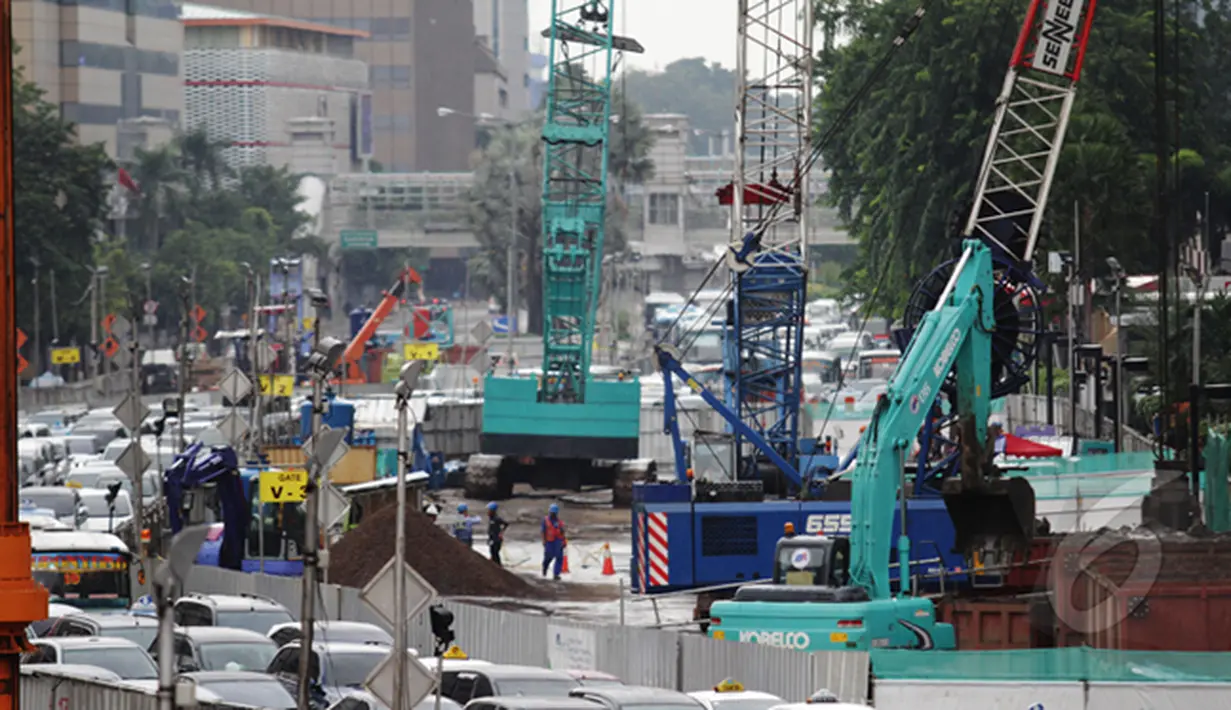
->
<box><xmin>719</xmin><ymin>0</ymin><xmax>815</xmax><ymax>484</ymax></box>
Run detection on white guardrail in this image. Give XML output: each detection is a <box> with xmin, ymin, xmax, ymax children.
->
<box><xmin>20</xmin><ymin>669</ymin><xmax>243</xmax><ymax>710</ymax></box>
<box><xmin>183</xmin><ymin>567</ymin><xmax>871</xmax><ymax>703</ymax></box>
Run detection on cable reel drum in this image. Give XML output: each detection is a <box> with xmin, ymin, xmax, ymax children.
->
<box><xmin>897</xmin><ymin>193</ymin><xmax>1046</xmax><ymax>554</ymax></box>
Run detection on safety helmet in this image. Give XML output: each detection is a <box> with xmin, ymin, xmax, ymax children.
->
<box><xmin>784</xmin><ymin>522</ymin><xmax>795</xmax><ymax>533</ymax></box>
<box><xmin>549</xmin><ymin>504</ymin><xmax>560</xmax><ymax>514</ymax></box>
<box><xmin>458</xmin><ymin>503</ymin><xmax>468</xmax><ymax>513</ymax></box>
<box><xmin>487</xmin><ymin>502</ymin><xmax>498</xmax><ymax>511</ymax></box>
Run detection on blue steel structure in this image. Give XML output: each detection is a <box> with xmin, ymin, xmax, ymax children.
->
<box><xmin>468</xmin><ymin>1</ymin><xmax>652</xmax><ymax>503</ymax></box>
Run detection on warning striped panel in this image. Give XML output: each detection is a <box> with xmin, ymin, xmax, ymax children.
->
<box><xmin>636</xmin><ymin>512</ymin><xmax>649</xmax><ymax>593</ymax></box>
<box><xmin>647</xmin><ymin>512</ymin><xmax>668</xmax><ymax>587</ymax></box>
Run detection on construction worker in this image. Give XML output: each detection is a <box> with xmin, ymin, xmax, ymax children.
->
<box><xmin>486</xmin><ymin>502</ymin><xmax>508</xmax><ymax>567</ymax></box>
<box><xmin>783</xmin><ymin>522</ymin><xmax>796</xmax><ymax>538</ymax></box>
<box><xmin>453</xmin><ymin>503</ymin><xmax>481</xmax><ymax>547</ymax></box>
<box><xmin>541</xmin><ymin>503</ymin><xmax>567</xmax><ymax>580</ymax></box>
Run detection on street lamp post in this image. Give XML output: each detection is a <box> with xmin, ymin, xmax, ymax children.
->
<box><xmin>1107</xmin><ymin>257</ymin><xmax>1126</xmax><ymax>452</ymax></box>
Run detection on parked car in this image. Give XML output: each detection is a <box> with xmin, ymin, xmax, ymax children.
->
<box><xmin>173</xmin><ymin>593</ymin><xmax>295</xmax><ymax>634</ymax></box>
<box><xmin>567</xmin><ymin>670</ymin><xmax>625</xmax><ymax>687</ymax></box>
<box><xmin>22</xmin><ymin>637</ymin><xmax>158</xmax><ymax>680</ymax></box>
<box><xmin>441</xmin><ymin>665</ymin><xmax>581</xmax><ymax>705</ymax></box>
<box><xmin>465</xmin><ymin>698</ymin><xmax>602</xmax><ymax>710</ymax></box>
<box><xmin>22</xmin><ymin>663</ymin><xmax>122</xmax><ymax>683</ymax></box>
<box><xmin>267</xmin><ymin>640</ymin><xmax>403</xmax><ymax>707</ymax></box>
<box><xmin>689</xmin><ymin>682</ymin><xmax>785</xmax><ymax>710</ymax></box>
<box><xmin>268</xmin><ymin>620</ymin><xmax>393</xmax><ymax>648</ymax></box>
<box><xmin>45</xmin><ymin>610</ymin><xmax>159</xmax><ymax>648</ymax></box>
<box><xmin>182</xmin><ymin>670</ymin><xmax>297</xmax><ymax>709</ymax></box>
<box><xmin>329</xmin><ymin>690</ymin><xmax>465</xmax><ymax>710</ymax></box>
<box><xmin>152</xmin><ymin>626</ymin><xmax>278</xmax><ymax>673</ymax></box>
<box><xmin>569</xmin><ymin>686</ymin><xmax>705</xmax><ymax>710</ymax></box>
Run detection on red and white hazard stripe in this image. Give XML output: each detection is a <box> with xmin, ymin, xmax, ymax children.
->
<box><xmin>636</xmin><ymin>513</ymin><xmax>648</xmax><ymax>593</ymax></box>
<box><xmin>646</xmin><ymin>512</ymin><xmax>668</xmax><ymax>587</ymax></box>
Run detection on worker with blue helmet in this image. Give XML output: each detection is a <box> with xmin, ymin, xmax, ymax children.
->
<box><xmin>453</xmin><ymin>503</ymin><xmax>481</xmax><ymax>547</ymax></box>
<box><xmin>541</xmin><ymin>503</ymin><xmax>567</xmax><ymax>580</ymax></box>
<box><xmin>486</xmin><ymin>502</ymin><xmax>509</xmax><ymax>567</ymax></box>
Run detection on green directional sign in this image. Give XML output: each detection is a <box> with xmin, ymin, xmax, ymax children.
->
<box><xmin>340</xmin><ymin>229</ymin><xmax>379</xmax><ymax>249</ymax></box>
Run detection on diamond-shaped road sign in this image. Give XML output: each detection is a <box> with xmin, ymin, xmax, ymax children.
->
<box><xmin>218</xmin><ymin>369</ymin><xmax>253</xmax><ymax>403</ymax></box>
<box><xmin>218</xmin><ymin>410</ymin><xmax>251</xmax><ymax>447</ymax></box>
<box><xmin>302</xmin><ymin>425</ymin><xmax>349</xmax><ymax>473</ymax></box>
<box><xmin>321</xmin><ymin>483</ymin><xmax>349</xmax><ymax>527</ymax></box>
<box><xmin>112</xmin><ymin>393</ymin><xmax>150</xmax><ymax>432</ymax></box>
<box><xmin>114</xmin><ymin>343</ymin><xmax>135</xmax><ymax>370</ymax></box>
<box><xmin>360</xmin><ymin>556</ymin><xmax>438</xmax><ymax>629</ymax></box>
<box><xmin>470</xmin><ymin>319</ymin><xmax>493</xmax><ymax>344</ymax></box>
<box><xmin>116</xmin><ymin>442</ymin><xmax>151</xmax><ymax>481</ymax></box>
<box><xmin>364</xmin><ymin>652</ymin><xmax>437</xmax><ymax>710</ymax></box>
<box><xmin>111</xmin><ymin>315</ymin><xmax>133</xmax><ymax>339</ymax></box>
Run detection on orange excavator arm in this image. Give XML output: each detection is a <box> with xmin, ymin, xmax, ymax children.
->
<box><xmin>1</xmin><ymin>0</ymin><xmax>52</xmax><ymax>706</ymax></box>
<box><xmin>341</xmin><ymin>267</ymin><xmax>422</xmax><ymax>383</ymax></box>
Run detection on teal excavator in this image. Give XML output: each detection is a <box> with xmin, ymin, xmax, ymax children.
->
<box><xmin>466</xmin><ymin>1</ymin><xmax>654</xmax><ymax>504</ymax></box>
<box><xmin>709</xmin><ymin>0</ymin><xmax>1097</xmax><ymax>650</ymax></box>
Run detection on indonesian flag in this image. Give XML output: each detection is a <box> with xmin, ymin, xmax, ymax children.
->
<box><xmin>117</xmin><ymin>168</ymin><xmax>141</xmax><ymax>194</ymax></box>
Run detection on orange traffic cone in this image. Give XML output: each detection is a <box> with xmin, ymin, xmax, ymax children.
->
<box><xmin>600</xmin><ymin>543</ymin><xmax>616</xmax><ymax>576</ymax></box>
<box><xmin>561</xmin><ymin>543</ymin><xmax>571</xmax><ymax>574</ymax></box>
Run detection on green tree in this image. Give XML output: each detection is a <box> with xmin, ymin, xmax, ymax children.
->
<box><xmin>816</xmin><ymin>0</ymin><xmax>1231</xmax><ymax>314</ymax></box>
<box><xmin>624</xmin><ymin>58</ymin><xmax>736</xmax><ymax>155</ymax></box>
<box><xmin>12</xmin><ymin>54</ymin><xmax>112</xmax><ymax>359</ymax></box>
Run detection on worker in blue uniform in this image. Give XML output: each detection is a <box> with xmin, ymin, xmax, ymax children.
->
<box><xmin>453</xmin><ymin>503</ymin><xmax>481</xmax><ymax>547</ymax></box>
<box><xmin>541</xmin><ymin>504</ymin><xmax>567</xmax><ymax>580</ymax></box>
<box><xmin>487</xmin><ymin>502</ymin><xmax>508</xmax><ymax>567</ymax></box>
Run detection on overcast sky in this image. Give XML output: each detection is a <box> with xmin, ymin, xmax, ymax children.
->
<box><xmin>527</xmin><ymin>1</ymin><xmax>740</xmax><ymax>72</ymax></box>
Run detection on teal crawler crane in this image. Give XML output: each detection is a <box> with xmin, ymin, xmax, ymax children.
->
<box><xmin>466</xmin><ymin>2</ymin><xmax>653</xmax><ymax>504</ymax></box>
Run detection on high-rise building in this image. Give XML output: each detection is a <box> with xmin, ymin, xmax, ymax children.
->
<box><xmin>12</xmin><ymin>0</ymin><xmax>184</xmax><ymax>158</ymax></box>
<box><xmin>199</xmin><ymin>0</ymin><xmax>478</xmax><ymax>172</ymax></box>
<box><xmin>473</xmin><ymin>0</ymin><xmax>531</xmax><ymax>120</ymax></box>
<box><xmin>180</xmin><ymin>4</ymin><xmax>372</xmax><ymax>177</ymax></box>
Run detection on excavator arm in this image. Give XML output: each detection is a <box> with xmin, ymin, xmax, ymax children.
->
<box><xmin>848</xmin><ymin>240</ymin><xmax>1034</xmax><ymax>600</ymax></box>
<box><xmin>340</xmin><ymin>267</ymin><xmax>422</xmax><ymax>383</ymax></box>
<box><xmin>163</xmin><ymin>443</ymin><xmax>246</xmax><ymax>570</ymax></box>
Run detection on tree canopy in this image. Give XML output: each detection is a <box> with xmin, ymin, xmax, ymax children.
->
<box><xmin>816</xmin><ymin>0</ymin><xmax>1231</xmax><ymax>314</ymax></box>
<box><xmin>13</xmin><ymin>57</ymin><xmax>112</xmax><ymax>350</ymax></box>
<box><xmin>624</xmin><ymin>58</ymin><xmax>736</xmax><ymax>155</ymax></box>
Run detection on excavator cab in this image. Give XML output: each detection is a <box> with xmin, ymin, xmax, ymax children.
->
<box><xmin>770</xmin><ymin>536</ymin><xmax>851</xmax><ymax>587</ymax></box>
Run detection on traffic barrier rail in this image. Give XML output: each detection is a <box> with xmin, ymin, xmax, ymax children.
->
<box><xmin>20</xmin><ymin>669</ymin><xmax>246</xmax><ymax>710</ymax></box>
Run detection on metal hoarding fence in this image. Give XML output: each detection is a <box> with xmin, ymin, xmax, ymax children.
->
<box><xmin>181</xmin><ymin>568</ymin><xmax>870</xmax><ymax>702</ymax></box>
<box><xmin>21</xmin><ymin>670</ymin><xmax>245</xmax><ymax>710</ymax></box>
<box><xmin>874</xmin><ymin>680</ymin><xmax>1231</xmax><ymax>710</ymax></box>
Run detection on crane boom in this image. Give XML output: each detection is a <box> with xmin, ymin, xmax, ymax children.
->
<box><xmin>963</xmin><ymin>0</ymin><xmax>1097</xmax><ymax>264</ymax></box>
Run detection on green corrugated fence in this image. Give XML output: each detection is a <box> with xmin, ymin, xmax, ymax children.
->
<box><xmin>1204</xmin><ymin>432</ymin><xmax>1231</xmax><ymax>532</ymax></box>
<box><xmin>871</xmin><ymin>648</ymin><xmax>1231</xmax><ymax>682</ymax></box>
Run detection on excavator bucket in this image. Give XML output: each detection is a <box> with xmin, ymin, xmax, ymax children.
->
<box><xmin>942</xmin><ymin>476</ymin><xmax>1036</xmax><ymax>553</ymax></box>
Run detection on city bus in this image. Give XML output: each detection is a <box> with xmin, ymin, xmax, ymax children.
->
<box><xmin>31</xmin><ymin>529</ymin><xmax>133</xmax><ymax>611</ymax></box>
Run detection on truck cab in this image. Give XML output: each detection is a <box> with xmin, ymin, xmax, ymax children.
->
<box><xmin>708</xmin><ymin>535</ymin><xmax>955</xmax><ymax>652</ymax></box>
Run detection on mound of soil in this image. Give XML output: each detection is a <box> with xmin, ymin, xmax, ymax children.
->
<box><xmin>329</xmin><ymin>505</ymin><xmax>536</xmax><ymax>598</ymax></box>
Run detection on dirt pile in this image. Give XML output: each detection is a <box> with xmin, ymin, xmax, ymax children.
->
<box><xmin>329</xmin><ymin>505</ymin><xmax>536</xmax><ymax>598</ymax></box>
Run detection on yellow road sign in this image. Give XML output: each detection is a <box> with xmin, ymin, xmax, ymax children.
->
<box><xmin>258</xmin><ymin>374</ymin><xmax>295</xmax><ymax>397</ymax></box>
<box><xmin>259</xmin><ymin>469</ymin><xmax>308</xmax><ymax>503</ymax></box>
<box><xmin>403</xmin><ymin>342</ymin><xmax>439</xmax><ymax>361</ymax></box>
<box><xmin>302</xmin><ymin>317</ymin><xmax>316</xmax><ymax>332</ymax></box>
<box><xmin>50</xmin><ymin>347</ymin><xmax>81</xmax><ymax>365</ymax></box>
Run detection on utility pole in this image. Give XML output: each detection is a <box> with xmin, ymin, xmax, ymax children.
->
<box><xmin>297</xmin><ymin>316</ymin><xmax>325</xmax><ymax>710</ymax></box>
<box><xmin>142</xmin><ymin>262</ymin><xmax>153</xmax><ymax>349</ymax></box>
<box><xmin>90</xmin><ymin>270</ymin><xmax>98</xmax><ymax>387</ymax></box>
<box><xmin>49</xmin><ymin>267</ymin><xmax>59</xmax><ymax>343</ymax></box>
<box><xmin>506</xmin><ymin>165</ymin><xmax>516</xmax><ymax>373</ymax></box>
<box><xmin>177</xmin><ymin>275</ymin><xmax>192</xmax><ymax>451</ymax></box>
<box><xmin>31</xmin><ymin>257</ymin><xmax>40</xmax><ymax>375</ymax></box>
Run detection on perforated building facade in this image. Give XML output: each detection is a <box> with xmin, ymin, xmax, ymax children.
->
<box><xmin>181</xmin><ymin>4</ymin><xmax>372</xmax><ymax>176</ymax></box>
